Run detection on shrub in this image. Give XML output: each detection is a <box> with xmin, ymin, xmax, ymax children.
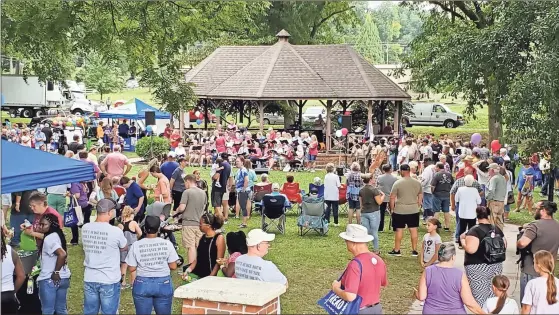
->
<box><xmin>135</xmin><ymin>136</ymin><xmax>170</xmax><ymax>160</ymax></box>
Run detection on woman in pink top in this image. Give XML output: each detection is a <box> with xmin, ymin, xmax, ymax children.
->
<box><xmin>215</xmin><ymin>133</ymin><xmax>226</xmax><ymax>154</ymax></box>
<box><xmin>308</xmin><ymin>135</ymin><xmax>319</xmax><ymax>172</ymax></box>
<box><xmin>149</xmin><ymin>165</ymin><xmax>172</xmax><ymax>204</ymax></box>
<box><xmin>216</xmin><ymin>231</ymin><xmax>247</xmax><ymax>278</ymax></box>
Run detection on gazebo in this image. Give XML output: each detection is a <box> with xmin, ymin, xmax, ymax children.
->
<box><xmin>185</xmin><ymin>30</ymin><xmax>411</xmax><ymax>150</ymax></box>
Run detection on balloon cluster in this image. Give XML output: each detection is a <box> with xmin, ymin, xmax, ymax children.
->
<box><xmin>335</xmin><ymin>128</ymin><xmax>349</xmax><ymax>137</ymax></box>
<box><xmin>51</xmin><ymin>115</ymin><xmax>90</xmax><ymax>128</ymax></box>
<box><xmin>194</xmin><ymin>111</ymin><xmax>204</xmax><ymax>125</ymax></box>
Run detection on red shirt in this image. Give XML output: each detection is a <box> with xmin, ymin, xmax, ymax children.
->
<box><xmin>341</xmin><ymin>252</ymin><xmax>387</xmax><ymax>308</ymax></box>
<box><xmin>164</xmin><ymin>127</ymin><xmax>172</xmax><ymax>138</ymax></box>
<box><xmin>456</xmin><ymin>165</ymin><xmax>477</xmax><ymax>180</ymax></box>
<box><xmin>170</xmin><ymin>134</ymin><xmax>180</xmax><ymax>148</ymax></box>
<box><xmin>215</xmin><ymin>137</ymin><xmax>226</xmax><ymax>153</ymax></box>
<box><xmin>309</xmin><ymin>141</ymin><xmax>318</xmax><ymax>155</ymax></box>
<box><xmin>33</xmin><ymin>207</ymin><xmax>63</xmax><ymax>232</ymax></box>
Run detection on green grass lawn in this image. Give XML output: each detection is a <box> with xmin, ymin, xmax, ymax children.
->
<box><xmin>54</xmin><ymin>165</ymin><xmax>456</xmax><ymax>314</ymax></box>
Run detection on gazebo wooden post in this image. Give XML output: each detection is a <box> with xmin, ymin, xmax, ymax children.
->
<box><xmin>204</xmin><ymin>99</ymin><xmax>209</xmax><ymax>130</ymax></box>
<box><xmin>367</xmin><ymin>100</ymin><xmax>373</xmax><ymax>131</ymax></box>
<box><xmin>394</xmin><ymin>100</ymin><xmax>403</xmax><ymax>138</ymax></box>
<box><xmin>179</xmin><ymin>109</ymin><xmax>185</xmax><ymax>136</ymax></box>
<box><xmin>258</xmin><ymin>101</ymin><xmax>265</xmax><ymax>133</ymax></box>
<box><xmin>326</xmin><ymin>100</ymin><xmax>333</xmax><ymax>151</ymax></box>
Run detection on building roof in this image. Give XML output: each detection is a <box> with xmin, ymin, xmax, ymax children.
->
<box><xmin>184</xmin><ymin>30</ymin><xmax>410</xmax><ymax>101</ymax></box>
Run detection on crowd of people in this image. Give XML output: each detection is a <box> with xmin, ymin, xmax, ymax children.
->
<box><xmin>2</xmin><ymin>119</ymin><xmax>559</xmax><ymax>315</ymax></box>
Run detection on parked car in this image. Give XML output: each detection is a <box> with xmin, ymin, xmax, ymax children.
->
<box><xmin>263</xmin><ymin>112</ymin><xmax>284</xmax><ymax>125</ymax></box>
<box><xmin>125</xmin><ymin>79</ymin><xmax>139</xmax><ymax>89</ymax></box>
<box><xmin>402</xmin><ymin>102</ymin><xmax>464</xmax><ymax>128</ymax></box>
<box><xmin>302</xmin><ymin>106</ymin><xmax>325</xmax><ymax>122</ymax></box>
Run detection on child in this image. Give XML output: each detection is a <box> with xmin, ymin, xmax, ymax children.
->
<box><xmin>521</xmin><ymin>250</ymin><xmax>559</xmax><ymax>314</ymax></box>
<box><xmin>118</xmin><ymin>206</ymin><xmax>142</xmax><ymax>289</ymax></box>
<box><xmin>419</xmin><ymin>217</ymin><xmax>442</xmax><ymax>268</ymax></box>
<box><xmin>482</xmin><ymin>275</ymin><xmax>519</xmax><ymax>314</ymax></box>
<box><xmin>210</xmin><ymin>157</ymin><xmax>224</xmax><ymax>188</ymax></box>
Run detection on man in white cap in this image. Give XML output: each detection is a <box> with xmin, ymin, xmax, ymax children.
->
<box><xmin>234</xmin><ymin>229</ymin><xmax>287</xmax><ymax>286</ymax></box>
<box><xmin>332</xmin><ymin>224</ymin><xmax>387</xmax><ymax>314</ymax></box>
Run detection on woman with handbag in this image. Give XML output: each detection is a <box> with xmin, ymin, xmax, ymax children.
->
<box><xmin>69</xmin><ymin>181</ymin><xmax>92</xmax><ymax>245</ymax></box>
<box><xmin>149</xmin><ymin>165</ymin><xmax>172</xmax><ymax>204</ymax></box>
<box><xmin>320</xmin><ymin>224</ymin><xmax>387</xmax><ymax>314</ymax></box>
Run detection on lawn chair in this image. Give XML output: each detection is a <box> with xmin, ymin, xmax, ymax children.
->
<box><xmin>281</xmin><ymin>182</ymin><xmax>302</xmax><ymax>213</ymax></box>
<box><xmin>253</xmin><ymin>183</ymin><xmax>272</xmax><ymax>213</ymax></box>
<box><xmin>297</xmin><ymin>197</ymin><xmax>328</xmax><ymax>236</ymax></box>
<box><xmin>309</xmin><ymin>183</ymin><xmax>325</xmax><ymax>199</ymax></box>
<box><xmin>338</xmin><ymin>184</ymin><xmax>348</xmax><ymax>215</ymax></box>
<box><xmin>261</xmin><ymin>194</ymin><xmax>287</xmax><ymax>234</ymax></box>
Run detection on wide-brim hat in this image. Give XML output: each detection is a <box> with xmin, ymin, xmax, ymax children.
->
<box><xmin>339</xmin><ymin>224</ymin><xmax>374</xmax><ymax>243</ymax></box>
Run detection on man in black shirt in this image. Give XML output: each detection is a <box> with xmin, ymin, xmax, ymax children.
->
<box><xmin>211</xmin><ymin>153</ymin><xmax>232</xmax><ymax>222</ymax></box>
<box><xmin>431</xmin><ymin>139</ymin><xmax>443</xmax><ymax>162</ymax></box>
<box><xmin>41</xmin><ymin>124</ymin><xmax>53</xmax><ymax>144</ymax></box>
<box><xmin>68</xmin><ymin>134</ymin><xmax>84</xmax><ymax>154</ymax></box>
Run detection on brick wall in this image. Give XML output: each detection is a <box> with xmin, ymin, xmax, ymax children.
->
<box><xmin>182</xmin><ymin>297</ymin><xmax>279</xmax><ymax>314</ymax></box>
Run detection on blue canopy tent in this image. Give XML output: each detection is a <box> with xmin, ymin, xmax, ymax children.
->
<box><xmin>97</xmin><ymin>98</ymin><xmax>170</xmax><ymax>120</ymax></box>
<box><xmin>1</xmin><ymin>140</ymin><xmax>96</xmax><ymax>194</ymax></box>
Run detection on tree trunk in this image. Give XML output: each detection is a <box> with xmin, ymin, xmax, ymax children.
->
<box><xmin>486</xmin><ymin>75</ymin><xmax>503</xmax><ymax>141</ymax></box>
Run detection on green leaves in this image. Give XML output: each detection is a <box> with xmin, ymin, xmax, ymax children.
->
<box><xmin>354</xmin><ymin>14</ymin><xmax>383</xmax><ymax>64</ymax></box>
<box><xmin>81</xmin><ymin>52</ymin><xmax>123</xmax><ymax>100</ymax></box>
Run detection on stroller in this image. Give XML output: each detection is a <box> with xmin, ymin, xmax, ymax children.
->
<box><xmin>141</xmin><ymin>201</ymin><xmax>184</xmax><ymax>267</ymax></box>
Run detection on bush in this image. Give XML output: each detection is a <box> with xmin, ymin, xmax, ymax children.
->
<box><xmin>135</xmin><ymin>136</ymin><xmax>170</xmax><ymax>160</ymax></box>
<box><xmin>407</xmin><ymin>126</ymin><xmax>489</xmax><ymax>142</ymax></box>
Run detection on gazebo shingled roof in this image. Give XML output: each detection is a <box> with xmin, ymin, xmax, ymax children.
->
<box><xmin>185</xmin><ymin>31</ymin><xmax>410</xmax><ymax>101</ymax></box>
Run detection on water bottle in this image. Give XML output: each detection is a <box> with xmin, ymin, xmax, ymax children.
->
<box><xmin>26</xmin><ymin>278</ymin><xmax>33</xmax><ymax>294</ymax></box>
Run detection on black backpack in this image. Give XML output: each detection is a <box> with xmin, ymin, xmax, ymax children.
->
<box><xmin>481</xmin><ymin>225</ymin><xmax>506</xmax><ymax>264</ymax></box>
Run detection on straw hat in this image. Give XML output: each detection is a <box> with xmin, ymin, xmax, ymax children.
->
<box><xmin>339</xmin><ymin>224</ymin><xmax>374</xmax><ymax>243</ymax></box>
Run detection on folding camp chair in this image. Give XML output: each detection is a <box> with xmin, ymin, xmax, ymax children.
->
<box><xmin>298</xmin><ymin>197</ymin><xmax>328</xmax><ymax>236</ymax></box>
<box><xmin>261</xmin><ymin>194</ymin><xmax>287</xmax><ymax>234</ymax></box>
<box><xmin>338</xmin><ymin>184</ymin><xmax>348</xmax><ymax>215</ymax></box>
<box><xmin>253</xmin><ymin>183</ymin><xmax>272</xmax><ymax>213</ymax></box>
<box><xmin>308</xmin><ymin>183</ymin><xmax>325</xmax><ymax>199</ymax></box>
<box><xmin>281</xmin><ymin>182</ymin><xmax>302</xmax><ymax>213</ymax></box>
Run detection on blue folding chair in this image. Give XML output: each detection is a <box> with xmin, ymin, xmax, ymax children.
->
<box><xmin>308</xmin><ymin>184</ymin><xmax>325</xmax><ymax>199</ymax></box>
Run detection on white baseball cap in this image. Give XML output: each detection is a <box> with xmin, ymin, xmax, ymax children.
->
<box><xmin>246</xmin><ymin>229</ymin><xmax>275</xmax><ymax>246</ymax></box>
<box><xmin>167</xmin><ymin>151</ymin><xmax>177</xmax><ymax>158</ymax></box>
<box><xmin>272</xmin><ymin>183</ymin><xmax>280</xmax><ymax>191</ymax></box>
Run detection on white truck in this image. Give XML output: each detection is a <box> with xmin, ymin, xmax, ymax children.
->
<box><xmin>1</xmin><ymin>75</ymin><xmax>103</xmax><ymax>118</ymax></box>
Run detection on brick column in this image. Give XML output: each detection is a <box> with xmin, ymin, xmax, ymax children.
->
<box><xmin>174</xmin><ymin>276</ymin><xmax>286</xmax><ymax>315</ymax></box>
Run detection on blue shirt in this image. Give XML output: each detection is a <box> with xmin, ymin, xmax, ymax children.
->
<box><xmin>118</xmin><ymin>124</ymin><xmax>129</xmax><ymax>134</ymax></box>
<box><xmin>235</xmin><ymin>167</ymin><xmax>248</xmax><ymax>191</ymax></box>
<box><xmin>160</xmin><ymin>161</ymin><xmax>179</xmax><ymax>180</ymax></box>
<box><xmin>517</xmin><ymin>167</ymin><xmax>535</xmax><ymax>188</ymax></box>
<box><xmin>248</xmin><ymin>170</ymin><xmax>257</xmax><ymax>189</ymax></box>
<box><xmin>125</xmin><ymin>182</ymin><xmax>144</xmax><ymax>212</ymax></box>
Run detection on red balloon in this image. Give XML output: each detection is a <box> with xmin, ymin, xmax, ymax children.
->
<box><xmin>341</xmin><ymin>128</ymin><xmax>348</xmax><ymax>136</ymax></box>
<box><xmin>490</xmin><ymin>139</ymin><xmax>501</xmax><ymax>152</ymax></box>
<box><xmin>94</xmin><ymin>112</ymin><xmax>100</xmax><ymax>118</ymax></box>
<box><xmin>344</xmin><ymin>111</ymin><xmax>350</xmax><ymax>116</ymax></box>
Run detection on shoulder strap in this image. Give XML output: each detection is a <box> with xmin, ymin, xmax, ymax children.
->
<box><xmin>338</xmin><ymin>257</ymin><xmax>364</xmax><ymax>281</ymax></box>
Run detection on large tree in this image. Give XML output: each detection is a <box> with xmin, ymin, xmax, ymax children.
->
<box><xmin>80</xmin><ymin>52</ymin><xmax>122</xmax><ymax>100</ymax></box>
<box><xmin>1</xmin><ymin>0</ymin><xmax>269</xmax><ymax>115</ymax></box>
<box><xmin>401</xmin><ymin>1</ymin><xmax>535</xmax><ymax>140</ymax></box>
<box><xmin>502</xmin><ymin>2</ymin><xmax>559</xmax><ymax>164</ymax></box>
<box><xmin>354</xmin><ymin>13</ymin><xmax>383</xmax><ymax>64</ymax></box>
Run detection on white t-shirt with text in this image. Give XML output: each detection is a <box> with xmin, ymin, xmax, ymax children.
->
<box><xmin>234</xmin><ymin>254</ymin><xmax>287</xmax><ymax>285</ymax></box>
<box><xmin>125</xmin><ymin>237</ymin><xmax>179</xmax><ymax>278</ymax></box>
<box><xmin>422</xmin><ymin>233</ymin><xmax>442</xmax><ymax>264</ymax></box>
<box><xmin>82</xmin><ymin>222</ymin><xmax>127</xmax><ymax>284</ymax></box>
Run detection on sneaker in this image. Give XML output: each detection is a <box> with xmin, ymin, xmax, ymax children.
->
<box><xmin>238</xmin><ymin>224</ymin><xmax>247</xmax><ymax>228</ymax></box>
<box><xmin>388</xmin><ymin>250</ymin><xmax>401</xmax><ymax>256</ymax></box>
<box><xmin>411</xmin><ymin>250</ymin><xmax>419</xmax><ymax>257</ymax></box>
<box><xmin>444</xmin><ymin>228</ymin><xmax>450</xmax><ymax>232</ymax></box>
<box><xmin>224</xmin><ymin>220</ymin><xmax>228</xmax><ymax>225</ymax></box>
<box><xmin>334</xmin><ymin>223</ymin><xmax>340</xmax><ymax>227</ymax></box>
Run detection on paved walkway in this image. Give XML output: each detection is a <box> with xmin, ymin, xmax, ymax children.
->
<box><xmin>408</xmin><ymin>214</ymin><xmax>521</xmax><ymax>314</ymax></box>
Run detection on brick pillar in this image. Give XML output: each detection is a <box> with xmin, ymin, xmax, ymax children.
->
<box><xmin>175</xmin><ymin>276</ymin><xmax>286</xmax><ymax>315</ymax></box>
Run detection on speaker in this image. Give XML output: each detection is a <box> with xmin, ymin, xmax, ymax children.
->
<box><xmin>341</xmin><ymin>115</ymin><xmax>352</xmax><ymax>130</ymax></box>
<box><xmin>145</xmin><ymin>111</ymin><xmax>155</xmax><ymax>126</ymax></box>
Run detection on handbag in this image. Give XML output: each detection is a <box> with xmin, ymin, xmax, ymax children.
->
<box><xmin>506</xmin><ymin>191</ymin><xmax>515</xmax><ymax>205</ymax></box>
<box><xmin>318</xmin><ymin>259</ymin><xmax>363</xmax><ymax>315</ymax></box>
<box><xmin>70</xmin><ymin>196</ymin><xmax>84</xmax><ymax>226</ymax></box>
<box><xmin>64</xmin><ymin>207</ymin><xmax>79</xmax><ymax>227</ymax></box>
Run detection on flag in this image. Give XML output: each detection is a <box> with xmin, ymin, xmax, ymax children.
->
<box><xmin>364</xmin><ymin>120</ymin><xmax>374</xmax><ymax>142</ymax></box>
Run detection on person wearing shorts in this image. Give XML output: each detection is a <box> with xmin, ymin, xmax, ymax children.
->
<box><xmin>431</xmin><ymin>162</ymin><xmax>454</xmax><ymax>231</ymax></box>
<box><xmin>176</xmin><ymin>175</ymin><xmax>207</xmax><ymax>264</ymax></box>
<box><xmin>1</xmin><ymin>193</ymin><xmax>12</xmax><ymax>227</ymax></box>
<box><xmin>234</xmin><ymin>157</ymin><xmax>250</xmax><ymax>228</ymax></box>
<box><xmin>389</xmin><ymin>164</ymin><xmax>423</xmax><ymax>257</ymax></box>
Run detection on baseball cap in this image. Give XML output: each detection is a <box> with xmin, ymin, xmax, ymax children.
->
<box><xmin>400</xmin><ymin>164</ymin><xmax>410</xmax><ymax>172</ymax></box>
<box><xmin>246</xmin><ymin>229</ymin><xmax>275</xmax><ymax>246</ymax></box>
<box><xmin>272</xmin><ymin>183</ymin><xmax>280</xmax><ymax>191</ymax></box>
<box><xmin>145</xmin><ymin>215</ymin><xmax>161</xmax><ymax>234</ymax></box>
<box><xmin>167</xmin><ymin>151</ymin><xmax>177</xmax><ymax>158</ymax></box>
<box><xmin>96</xmin><ymin>198</ymin><xmax>117</xmax><ymax>213</ymax></box>
<box><xmin>310</xmin><ymin>187</ymin><xmax>319</xmax><ymax>195</ymax></box>
<box><xmin>488</xmin><ymin>163</ymin><xmax>500</xmax><ymax>170</ymax></box>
